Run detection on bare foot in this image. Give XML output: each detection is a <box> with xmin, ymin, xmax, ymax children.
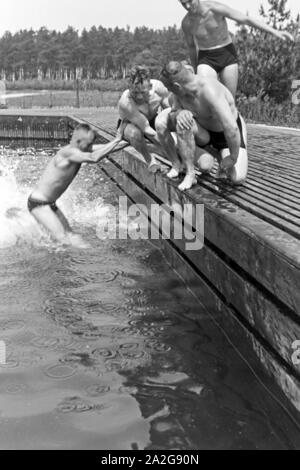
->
<box><xmin>65</xmin><ymin>233</ymin><xmax>91</xmax><ymax>249</ymax></box>
<box><xmin>215</xmin><ymin>167</ymin><xmax>228</xmax><ymax>181</ymax></box>
<box><xmin>178</xmin><ymin>174</ymin><xmax>197</xmax><ymax>191</ymax></box>
<box><xmin>167</xmin><ymin>168</ymin><xmax>180</xmax><ymax>179</ymax></box>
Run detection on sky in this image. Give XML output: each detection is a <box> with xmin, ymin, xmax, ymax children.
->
<box><xmin>0</xmin><ymin>0</ymin><xmax>299</xmax><ymax>35</ymax></box>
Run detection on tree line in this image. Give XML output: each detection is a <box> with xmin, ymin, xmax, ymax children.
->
<box><xmin>0</xmin><ymin>0</ymin><xmax>299</xmax><ymax>102</ymax></box>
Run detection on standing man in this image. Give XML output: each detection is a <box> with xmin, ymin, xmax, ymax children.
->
<box><xmin>179</xmin><ymin>0</ymin><xmax>294</xmax><ymax>96</ymax></box>
<box><xmin>157</xmin><ymin>61</ymin><xmax>248</xmax><ymax>191</ymax></box>
<box><xmin>118</xmin><ymin>65</ymin><xmax>170</xmax><ymax>173</ymax></box>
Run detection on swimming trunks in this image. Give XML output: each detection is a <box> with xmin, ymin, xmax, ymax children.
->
<box><xmin>197</xmin><ymin>43</ymin><xmax>238</xmax><ymax>73</ymax></box>
<box><xmin>27</xmin><ymin>195</ymin><xmax>58</xmax><ymax>213</ymax></box>
<box><xmin>208</xmin><ymin>115</ymin><xmax>246</xmax><ymax>151</ymax></box>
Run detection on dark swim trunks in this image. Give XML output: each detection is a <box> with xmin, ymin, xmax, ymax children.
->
<box><xmin>27</xmin><ymin>195</ymin><xmax>58</xmax><ymax>213</ymax></box>
<box><xmin>197</xmin><ymin>43</ymin><xmax>238</xmax><ymax>73</ymax></box>
<box><xmin>208</xmin><ymin>115</ymin><xmax>246</xmax><ymax>151</ymax></box>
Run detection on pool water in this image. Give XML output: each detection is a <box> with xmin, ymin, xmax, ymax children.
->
<box><xmin>0</xmin><ymin>148</ymin><xmax>299</xmax><ymax>450</ymax></box>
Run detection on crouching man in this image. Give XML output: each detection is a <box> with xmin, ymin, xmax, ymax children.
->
<box><xmin>156</xmin><ymin>61</ymin><xmax>248</xmax><ymax>191</ymax></box>
<box><xmin>118</xmin><ymin>65</ymin><xmax>170</xmax><ymax>173</ymax></box>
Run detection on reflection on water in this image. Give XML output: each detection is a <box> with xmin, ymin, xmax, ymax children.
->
<box><xmin>0</xmin><ymin>149</ymin><xmax>299</xmax><ymax>450</ymax></box>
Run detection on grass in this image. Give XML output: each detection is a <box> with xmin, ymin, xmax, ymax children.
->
<box><xmin>4</xmin><ymin>89</ymin><xmax>122</xmax><ymax>109</ymax></box>
<box><xmin>237</xmin><ymin>96</ymin><xmax>300</xmax><ymax>129</ymax></box>
<box><xmin>6</xmin><ymin>78</ymin><xmax>127</xmax><ymax>92</ymax></box>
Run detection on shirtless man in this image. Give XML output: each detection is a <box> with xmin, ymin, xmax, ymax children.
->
<box><xmin>28</xmin><ymin>123</ymin><xmax>126</xmax><ymax>244</ymax></box>
<box><xmin>157</xmin><ymin>61</ymin><xmax>248</xmax><ymax>191</ymax></box>
<box><xmin>118</xmin><ymin>65</ymin><xmax>170</xmax><ymax>173</ymax></box>
<box><xmin>179</xmin><ymin>0</ymin><xmax>294</xmax><ymax>96</ymax></box>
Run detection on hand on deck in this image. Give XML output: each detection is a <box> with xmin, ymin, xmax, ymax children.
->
<box><xmin>220</xmin><ymin>155</ymin><xmax>236</xmax><ymax>173</ymax></box>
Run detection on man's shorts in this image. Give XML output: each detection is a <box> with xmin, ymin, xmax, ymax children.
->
<box><xmin>166</xmin><ymin>110</ymin><xmax>246</xmax><ymax>150</ymax></box>
<box><xmin>197</xmin><ymin>43</ymin><xmax>238</xmax><ymax>73</ymax></box>
<box><xmin>208</xmin><ymin>115</ymin><xmax>246</xmax><ymax>151</ymax></box>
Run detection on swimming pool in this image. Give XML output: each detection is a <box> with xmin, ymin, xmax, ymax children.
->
<box><xmin>0</xmin><ymin>148</ymin><xmax>299</xmax><ymax>449</ymax></box>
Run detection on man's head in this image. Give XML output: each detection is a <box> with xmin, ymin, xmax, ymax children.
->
<box><xmin>160</xmin><ymin>61</ymin><xmax>194</xmax><ymax>94</ymax></box>
<box><xmin>72</xmin><ymin>124</ymin><xmax>96</xmax><ymax>152</ymax></box>
<box><xmin>128</xmin><ymin>65</ymin><xmax>152</xmax><ymax>104</ymax></box>
<box><xmin>179</xmin><ymin>0</ymin><xmax>200</xmax><ymax>14</ymax></box>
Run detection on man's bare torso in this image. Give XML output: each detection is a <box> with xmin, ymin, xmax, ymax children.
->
<box><xmin>32</xmin><ymin>147</ymin><xmax>81</xmax><ymax>202</ymax></box>
<box><xmin>174</xmin><ymin>79</ymin><xmax>237</xmax><ymax>131</ymax></box>
<box><xmin>119</xmin><ymin>79</ymin><xmax>167</xmax><ymax>120</ymax></box>
<box><xmin>183</xmin><ymin>1</ymin><xmax>231</xmax><ymax>50</ymax></box>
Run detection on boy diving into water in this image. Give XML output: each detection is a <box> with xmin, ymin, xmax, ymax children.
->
<box><xmin>28</xmin><ymin>123</ymin><xmax>126</xmax><ymax>244</ymax></box>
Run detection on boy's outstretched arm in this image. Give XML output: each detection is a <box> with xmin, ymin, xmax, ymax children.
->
<box><xmin>91</xmin><ymin>138</ymin><xmax>129</xmax><ymax>163</ymax></box>
<box><xmin>68</xmin><ymin>133</ymin><xmax>129</xmax><ymax>164</ymax></box>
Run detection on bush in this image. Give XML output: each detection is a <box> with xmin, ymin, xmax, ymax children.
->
<box><xmin>237</xmin><ymin>94</ymin><xmax>300</xmax><ymax>127</ymax></box>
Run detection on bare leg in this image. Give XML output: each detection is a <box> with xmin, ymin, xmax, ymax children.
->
<box><xmin>197</xmin><ymin>64</ymin><xmax>218</xmax><ymax>81</ymax></box>
<box><xmin>219</xmin><ymin>64</ymin><xmax>239</xmax><ymax>98</ymax></box>
<box><xmin>31</xmin><ymin>206</ymin><xmax>68</xmax><ymax>241</ymax></box>
<box><xmin>177</xmin><ymin>131</ymin><xmax>197</xmax><ymax>191</ymax></box>
<box><xmin>124</xmin><ymin>123</ymin><xmax>162</xmax><ymax>173</ymax></box>
<box><xmin>176</xmin><ymin>114</ymin><xmax>210</xmax><ymax>191</ymax></box>
<box><xmin>176</xmin><ymin>113</ymin><xmax>213</xmax><ymax>191</ymax></box>
<box><xmin>155</xmin><ymin>108</ymin><xmax>182</xmax><ymax>179</ymax></box>
<box><xmin>219</xmin><ymin>115</ymin><xmax>248</xmax><ymax>185</ymax></box>
<box><xmin>31</xmin><ymin>205</ymin><xmax>90</xmax><ymax>248</ymax></box>
<box><xmin>55</xmin><ymin>208</ymin><xmax>72</xmax><ymax>232</ymax></box>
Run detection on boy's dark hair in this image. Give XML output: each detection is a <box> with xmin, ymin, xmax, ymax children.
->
<box><xmin>75</xmin><ymin>123</ymin><xmax>93</xmax><ymax>133</ymax></box>
<box><xmin>74</xmin><ymin>123</ymin><xmax>96</xmax><ymax>140</ymax></box>
<box><xmin>128</xmin><ymin>65</ymin><xmax>151</xmax><ymax>88</ymax></box>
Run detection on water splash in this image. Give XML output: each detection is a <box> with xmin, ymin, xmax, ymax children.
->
<box><xmin>0</xmin><ymin>155</ymin><xmax>40</xmax><ymax>249</ymax></box>
<box><xmin>0</xmin><ymin>149</ymin><xmax>110</xmax><ymax>250</ymax></box>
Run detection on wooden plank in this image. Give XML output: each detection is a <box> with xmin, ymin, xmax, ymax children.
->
<box><xmin>249</xmin><ymin>157</ymin><xmax>300</xmax><ymax>179</ymax></box>
<box><xmin>160</xmin><ymin>238</ymin><xmax>300</xmax><ymax>417</ymax></box>
<box><xmin>100</xmin><ymin>159</ymin><xmax>300</xmax><ymax>417</ymax></box>
<box><xmin>249</xmin><ymin>161</ymin><xmax>300</xmax><ymax>186</ymax></box>
<box><xmin>247</xmin><ymin>168</ymin><xmax>300</xmax><ymax>195</ymax></box>
<box><xmin>107</xmin><ymin>148</ymin><xmax>300</xmax><ymax>313</ymax></box>
<box><xmin>193</xmin><ymin>178</ymin><xmax>300</xmax><ymax>234</ymax></box>
<box><xmin>102</xmin><ymin>160</ymin><xmax>300</xmax><ymax>374</ymax></box>
<box><xmin>250</xmin><ymin>150</ymin><xmax>300</xmax><ymax>170</ymax></box>
<box><xmin>203</xmin><ymin>175</ymin><xmax>300</xmax><ymax>220</ymax></box>
<box><xmin>249</xmin><ymin>144</ymin><xmax>300</xmax><ymax>164</ymax></box>
<box><xmin>243</xmin><ymin>173</ymin><xmax>300</xmax><ymax>203</ymax></box>
<box><xmin>208</xmin><ymin>168</ymin><xmax>300</xmax><ymax>208</ymax></box>
<box><xmin>105</xmin><ymin>158</ymin><xmax>300</xmax><ymax>370</ymax></box>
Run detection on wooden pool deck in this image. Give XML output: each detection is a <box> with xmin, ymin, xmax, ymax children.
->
<box><xmin>1</xmin><ymin>108</ymin><xmax>299</xmax><ymax>417</ymax></box>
